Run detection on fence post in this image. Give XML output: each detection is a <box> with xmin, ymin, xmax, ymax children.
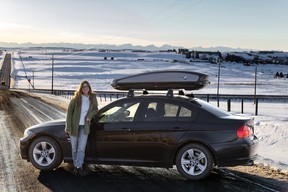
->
<box><xmin>255</xmin><ymin>98</ymin><xmax>258</xmax><ymax>116</ymax></box>
<box><xmin>207</xmin><ymin>94</ymin><xmax>209</xmax><ymax>102</ymax></box>
<box><xmin>241</xmin><ymin>99</ymin><xmax>244</xmax><ymax>113</ymax></box>
<box><xmin>99</xmin><ymin>94</ymin><xmax>102</xmax><ymax>102</ymax></box>
<box><xmin>227</xmin><ymin>99</ymin><xmax>231</xmax><ymax>111</ymax></box>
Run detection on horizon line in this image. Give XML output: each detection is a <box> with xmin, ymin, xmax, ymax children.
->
<box><xmin>0</xmin><ymin>41</ymin><xmax>285</xmax><ymax>52</ymax></box>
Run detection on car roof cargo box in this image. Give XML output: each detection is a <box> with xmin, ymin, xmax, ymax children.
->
<box><xmin>111</xmin><ymin>70</ymin><xmax>210</xmax><ymax>91</ymax></box>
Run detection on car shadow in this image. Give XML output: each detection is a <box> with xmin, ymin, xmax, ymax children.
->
<box><xmin>37</xmin><ymin>164</ymin><xmax>285</xmax><ymax>192</ymax></box>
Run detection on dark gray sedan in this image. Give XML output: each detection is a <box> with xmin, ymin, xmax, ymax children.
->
<box><xmin>20</xmin><ymin>92</ymin><xmax>258</xmax><ymax>180</ymax></box>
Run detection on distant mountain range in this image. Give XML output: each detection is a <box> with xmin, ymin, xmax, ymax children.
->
<box><xmin>0</xmin><ymin>42</ymin><xmax>256</xmax><ymax>52</ymax></box>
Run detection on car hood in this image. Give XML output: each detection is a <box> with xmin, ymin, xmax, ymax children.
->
<box><xmin>26</xmin><ymin>119</ymin><xmax>66</xmax><ymax>132</ymax></box>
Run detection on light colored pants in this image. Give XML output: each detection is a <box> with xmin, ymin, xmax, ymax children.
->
<box><xmin>70</xmin><ymin>125</ymin><xmax>88</xmax><ymax>168</ymax></box>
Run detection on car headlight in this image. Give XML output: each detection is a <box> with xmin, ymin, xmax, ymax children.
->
<box><xmin>23</xmin><ymin>129</ymin><xmax>33</xmax><ymax>138</ymax></box>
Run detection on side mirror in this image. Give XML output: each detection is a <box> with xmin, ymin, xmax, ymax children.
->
<box><xmin>124</xmin><ymin>110</ymin><xmax>130</xmax><ymax>117</ymax></box>
<box><xmin>92</xmin><ymin>115</ymin><xmax>99</xmax><ymax>124</ymax></box>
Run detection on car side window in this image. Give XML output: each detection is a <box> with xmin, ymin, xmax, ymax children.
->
<box><xmin>144</xmin><ymin>101</ymin><xmax>192</xmax><ymax>122</ymax></box>
<box><xmin>164</xmin><ymin>103</ymin><xmax>178</xmax><ymax>117</ymax></box>
<box><xmin>178</xmin><ymin>106</ymin><xmax>192</xmax><ymax>121</ymax></box>
<box><xmin>99</xmin><ymin>101</ymin><xmax>140</xmax><ymax>123</ymax></box>
<box><xmin>144</xmin><ymin>102</ymin><xmax>159</xmax><ymax>121</ymax></box>
<box><xmin>162</xmin><ymin>103</ymin><xmax>178</xmax><ymax>121</ymax></box>
<box><xmin>179</xmin><ymin>106</ymin><xmax>192</xmax><ymax>117</ymax></box>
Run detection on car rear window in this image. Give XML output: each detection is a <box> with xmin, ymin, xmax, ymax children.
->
<box><xmin>192</xmin><ymin>99</ymin><xmax>231</xmax><ymax>117</ymax></box>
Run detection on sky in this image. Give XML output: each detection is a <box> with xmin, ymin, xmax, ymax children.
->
<box><xmin>1</xmin><ymin>0</ymin><xmax>288</xmax><ymax>51</ymax></box>
<box><xmin>5</xmin><ymin>49</ymin><xmax>288</xmax><ymax>173</ymax></box>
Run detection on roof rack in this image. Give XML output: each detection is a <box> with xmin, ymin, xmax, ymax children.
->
<box><xmin>166</xmin><ymin>89</ymin><xmax>173</xmax><ymax>97</ymax></box>
<box><xmin>127</xmin><ymin>89</ymin><xmax>150</xmax><ymax>97</ymax></box>
<box><xmin>127</xmin><ymin>89</ymin><xmax>134</xmax><ymax>97</ymax></box>
<box><xmin>126</xmin><ymin>89</ymin><xmax>194</xmax><ymax>98</ymax></box>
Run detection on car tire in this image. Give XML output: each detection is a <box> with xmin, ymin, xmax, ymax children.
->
<box><xmin>176</xmin><ymin>143</ymin><xmax>214</xmax><ymax>180</ymax></box>
<box><xmin>28</xmin><ymin>136</ymin><xmax>63</xmax><ymax>171</ymax></box>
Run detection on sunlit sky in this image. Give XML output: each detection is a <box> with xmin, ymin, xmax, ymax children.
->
<box><xmin>0</xmin><ymin>0</ymin><xmax>287</xmax><ymax>51</ymax></box>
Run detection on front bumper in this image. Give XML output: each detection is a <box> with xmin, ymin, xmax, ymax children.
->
<box><xmin>19</xmin><ymin>136</ymin><xmax>32</xmax><ymax>160</ymax></box>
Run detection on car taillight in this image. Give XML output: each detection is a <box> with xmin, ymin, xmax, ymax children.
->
<box><xmin>237</xmin><ymin>125</ymin><xmax>252</xmax><ymax>138</ymax></box>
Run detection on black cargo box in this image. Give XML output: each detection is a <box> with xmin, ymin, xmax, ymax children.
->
<box><xmin>111</xmin><ymin>70</ymin><xmax>209</xmax><ymax>91</ymax></box>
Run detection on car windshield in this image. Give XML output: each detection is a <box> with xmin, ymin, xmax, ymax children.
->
<box><xmin>192</xmin><ymin>99</ymin><xmax>231</xmax><ymax>117</ymax></box>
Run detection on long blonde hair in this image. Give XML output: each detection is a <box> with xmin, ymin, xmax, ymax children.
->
<box><xmin>73</xmin><ymin>80</ymin><xmax>93</xmax><ymax>105</ymax></box>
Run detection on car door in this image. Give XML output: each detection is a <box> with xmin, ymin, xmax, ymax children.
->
<box><xmin>131</xmin><ymin>98</ymin><xmax>194</xmax><ymax>164</ymax></box>
<box><xmin>88</xmin><ymin>99</ymin><xmax>141</xmax><ymax>162</ymax></box>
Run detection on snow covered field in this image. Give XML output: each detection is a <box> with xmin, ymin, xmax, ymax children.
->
<box><xmin>4</xmin><ymin>49</ymin><xmax>288</xmax><ymax>173</ymax></box>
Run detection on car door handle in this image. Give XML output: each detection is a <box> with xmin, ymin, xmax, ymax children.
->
<box><xmin>173</xmin><ymin>127</ymin><xmax>184</xmax><ymax>131</ymax></box>
<box><xmin>121</xmin><ymin>128</ymin><xmax>131</xmax><ymax>131</ymax></box>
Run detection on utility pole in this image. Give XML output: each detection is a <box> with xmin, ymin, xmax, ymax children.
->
<box><xmin>51</xmin><ymin>54</ymin><xmax>54</xmax><ymax>94</ymax></box>
<box><xmin>217</xmin><ymin>59</ymin><xmax>221</xmax><ymax>107</ymax></box>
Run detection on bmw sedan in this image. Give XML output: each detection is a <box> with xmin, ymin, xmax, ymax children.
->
<box><xmin>20</xmin><ymin>92</ymin><xmax>258</xmax><ymax>180</ymax></box>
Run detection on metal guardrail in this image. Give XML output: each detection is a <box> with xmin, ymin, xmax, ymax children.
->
<box><xmin>16</xmin><ymin>88</ymin><xmax>288</xmax><ymax>102</ymax></box>
<box><xmin>53</xmin><ymin>89</ymin><xmax>127</xmax><ymax>102</ymax></box>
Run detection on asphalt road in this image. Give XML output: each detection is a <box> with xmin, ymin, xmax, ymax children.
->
<box><xmin>0</xmin><ymin>53</ymin><xmax>11</xmax><ymax>89</ymax></box>
<box><xmin>0</xmin><ymin>90</ymin><xmax>287</xmax><ymax>192</ymax></box>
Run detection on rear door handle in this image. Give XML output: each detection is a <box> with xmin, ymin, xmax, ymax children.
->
<box><xmin>121</xmin><ymin>128</ymin><xmax>131</xmax><ymax>131</ymax></box>
<box><xmin>173</xmin><ymin>127</ymin><xmax>184</xmax><ymax>131</ymax></box>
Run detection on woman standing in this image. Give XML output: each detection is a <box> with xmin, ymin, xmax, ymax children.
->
<box><xmin>65</xmin><ymin>80</ymin><xmax>98</xmax><ymax>176</ymax></box>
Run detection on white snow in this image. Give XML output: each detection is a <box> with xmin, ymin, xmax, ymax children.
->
<box><xmin>6</xmin><ymin>49</ymin><xmax>288</xmax><ymax>173</ymax></box>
